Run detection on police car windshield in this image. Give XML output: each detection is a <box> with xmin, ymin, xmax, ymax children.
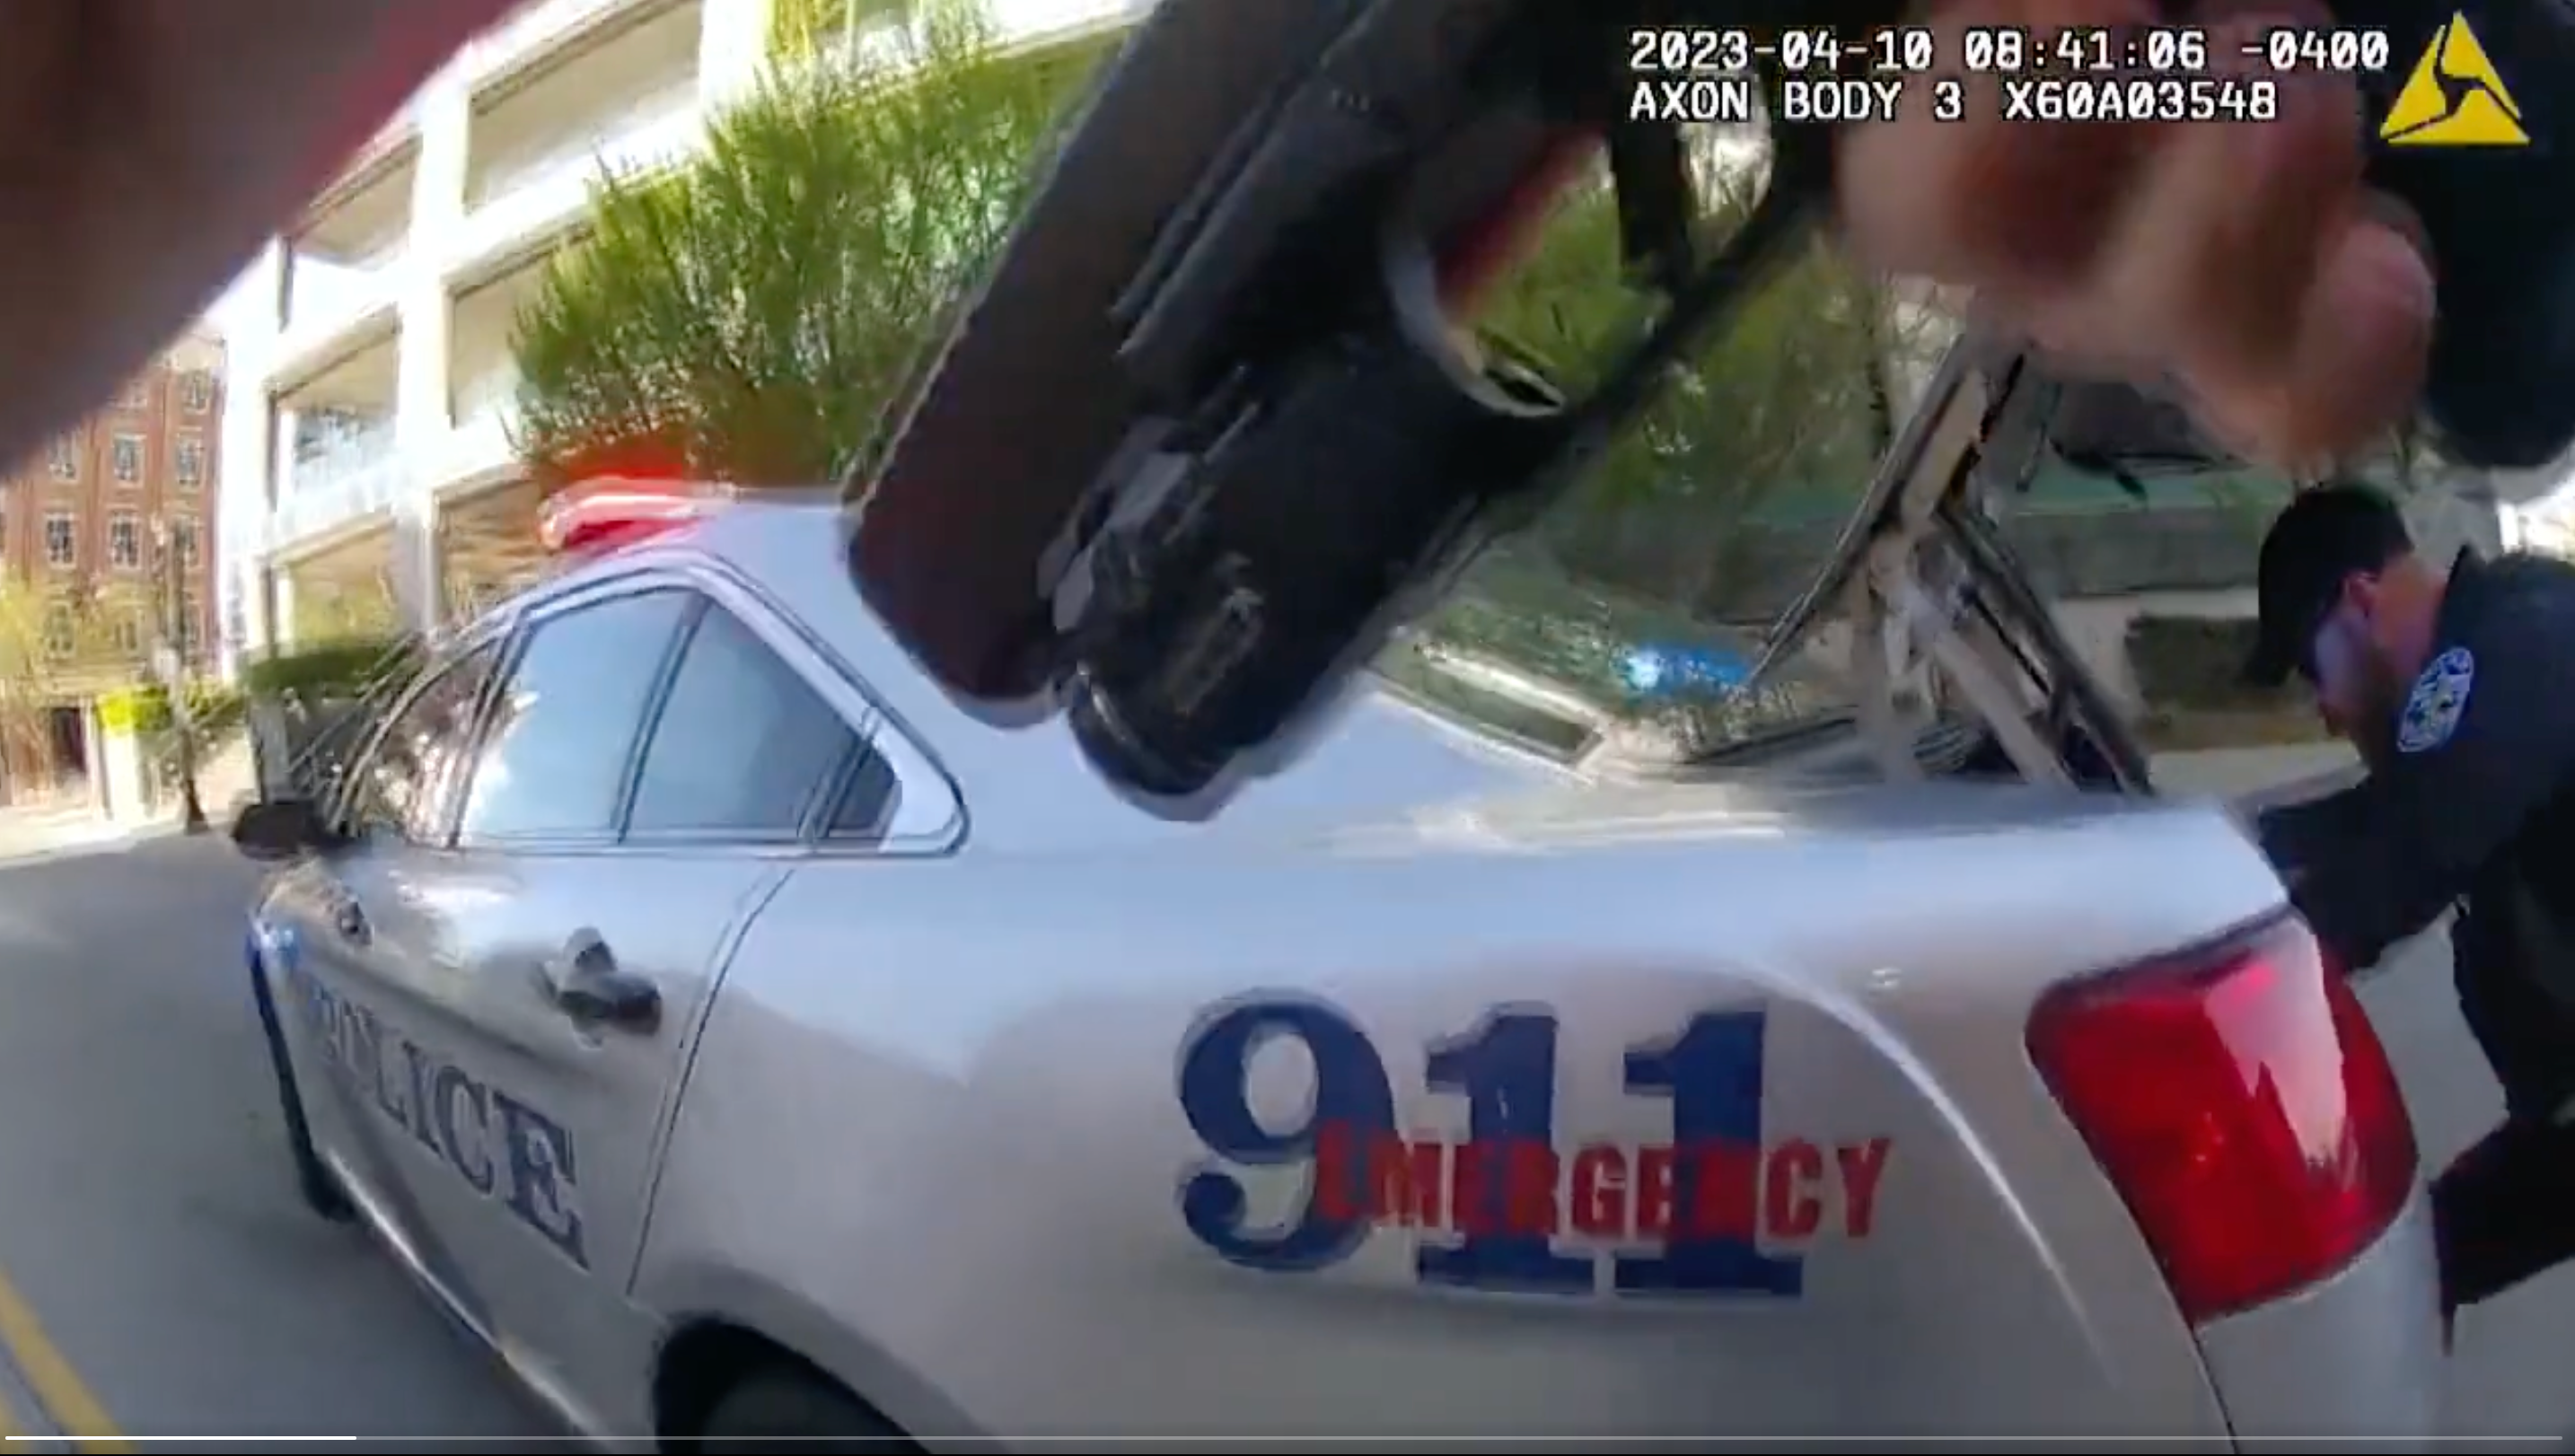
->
<box><xmin>1369</xmin><ymin>130</ymin><xmax>1958</xmax><ymax>767</ymax></box>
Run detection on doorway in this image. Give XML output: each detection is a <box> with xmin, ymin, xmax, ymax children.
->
<box><xmin>46</xmin><ymin>706</ymin><xmax>87</xmax><ymax>789</ymax></box>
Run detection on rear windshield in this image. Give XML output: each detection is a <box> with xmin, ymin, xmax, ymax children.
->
<box><xmin>1371</xmin><ymin>133</ymin><xmax>1957</xmax><ymax>767</ymax></box>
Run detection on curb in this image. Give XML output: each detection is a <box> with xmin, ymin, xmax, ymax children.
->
<box><xmin>0</xmin><ymin>820</ymin><xmax>193</xmax><ymax>870</ymax></box>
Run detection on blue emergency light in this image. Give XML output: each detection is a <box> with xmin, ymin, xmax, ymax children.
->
<box><xmin>1620</xmin><ymin>644</ymin><xmax>1748</xmax><ymax>698</ymax></box>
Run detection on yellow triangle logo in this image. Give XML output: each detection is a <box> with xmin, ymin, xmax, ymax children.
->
<box><xmin>2381</xmin><ymin>13</ymin><xmax>2527</xmax><ymax>146</ymax></box>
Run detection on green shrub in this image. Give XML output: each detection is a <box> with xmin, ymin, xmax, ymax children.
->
<box><xmin>2125</xmin><ymin>614</ymin><xmax>2307</xmax><ymax>713</ymax></box>
<box><xmin>97</xmin><ymin>680</ymin><xmax>250</xmax><ymax>791</ymax></box>
<box><xmin>239</xmin><ymin>636</ymin><xmax>418</xmax><ymax>705</ymax></box>
<box><xmin>101</xmin><ymin>680</ymin><xmax>240</xmax><ymax>734</ymax></box>
<box><xmin>513</xmin><ymin>0</ymin><xmax>1089</xmax><ymax>491</ymax></box>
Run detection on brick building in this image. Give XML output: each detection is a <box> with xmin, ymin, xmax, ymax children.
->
<box><xmin>0</xmin><ymin>334</ymin><xmax>224</xmax><ymax>803</ymax></box>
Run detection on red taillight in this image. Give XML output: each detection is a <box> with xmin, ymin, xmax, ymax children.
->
<box><xmin>2026</xmin><ymin>917</ymin><xmax>2417</xmax><ymax>1325</ymax></box>
<box><xmin>538</xmin><ymin>477</ymin><xmax>724</xmax><ymax>558</ymax></box>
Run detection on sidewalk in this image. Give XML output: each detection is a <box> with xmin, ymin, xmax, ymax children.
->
<box><xmin>0</xmin><ymin>804</ymin><xmax>172</xmax><ymax>865</ymax></box>
<box><xmin>2150</xmin><ymin>741</ymin><xmax>2357</xmax><ymax>800</ymax></box>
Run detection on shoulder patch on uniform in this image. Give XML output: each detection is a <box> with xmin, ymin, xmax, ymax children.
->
<box><xmin>2398</xmin><ymin>646</ymin><xmax>2476</xmax><ymax>755</ymax></box>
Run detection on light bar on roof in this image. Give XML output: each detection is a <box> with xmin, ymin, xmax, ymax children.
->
<box><xmin>537</xmin><ymin>477</ymin><xmax>731</xmax><ymax>557</ymax></box>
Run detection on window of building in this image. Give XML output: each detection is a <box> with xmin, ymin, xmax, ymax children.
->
<box><xmin>179</xmin><ymin>371</ymin><xmax>213</xmax><ymax>414</ymax></box>
<box><xmin>110</xmin><ymin>434</ymin><xmax>143</xmax><ymax>485</ymax></box>
<box><xmin>173</xmin><ymin>594</ymin><xmax>202</xmax><ymax>656</ymax></box>
<box><xmin>42</xmin><ymin>606</ymin><xmax>74</xmax><ymax>659</ymax></box>
<box><xmin>45</xmin><ymin>436</ymin><xmax>78</xmax><ymax>481</ymax></box>
<box><xmin>170</xmin><ymin>519</ymin><xmax>199</xmax><ymax>567</ymax></box>
<box><xmin>43</xmin><ymin>513</ymin><xmax>75</xmax><ymax>568</ymax></box>
<box><xmin>173</xmin><ymin>435</ymin><xmax>204</xmax><ymax>490</ymax></box>
<box><xmin>106</xmin><ymin>514</ymin><xmax>138</xmax><ymax>571</ymax></box>
<box><xmin>110</xmin><ymin>611</ymin><xmax>143</xmax><ymax>658</ymax></box>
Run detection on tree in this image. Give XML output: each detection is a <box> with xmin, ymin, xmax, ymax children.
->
<box><xmin>515</xmin><ymin>13</ymin><xmax>1912</xmax><ymax>538</ymax></box>
<box><xmin>0</xmin><ymin>576</ymin><xmax>99</xmax><ymax>794</ymax></box>
<box><xmin>107</xmin><ymin>678</ymin><xmax>248</xmax><ymax>827</ymax></box>
<box><xmin>510</xmin><ymin>0</ymin><xmax>1101</xmax><ymax>489</ymax></box>
<box><xmin>0</xmin><ymin>559</ymin><xmax>401</xmax><ymax>818</ymax></box>
<box><xmin>512</xmin><ymin>24</ymin><xmax>1933</xmax><ymax>756</ymax></box>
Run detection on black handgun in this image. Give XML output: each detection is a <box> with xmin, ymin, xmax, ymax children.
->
<box><xmin>844</xmin><ymin>0</ymin><xmax>2575</xmax><ymax>812</ymax></box>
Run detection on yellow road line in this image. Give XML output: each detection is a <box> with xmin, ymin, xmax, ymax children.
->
<box><xmin>0</xmin><ymin>1262</ymin><xmax>126</xmax><ymax>1452</ymax></box>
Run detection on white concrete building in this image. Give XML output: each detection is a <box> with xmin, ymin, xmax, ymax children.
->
<box><xmin>216</xmin><ymin>0</ymin><xmax>1139</xmax><ymax>662</ymax></box>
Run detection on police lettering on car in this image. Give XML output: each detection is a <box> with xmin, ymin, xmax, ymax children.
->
<box><xmin>273</xmin><ymin>948</ymin><xmax>588</xmax><ymax>1270</ymax></box>
<box><xmin>1172</xmin><ymin>995</ymin><xmax>1891</xmax><ymax>1296</ymax></box>
<box><xmin>2246</xmin><ymin>483</ymin><xmax>2575</xmax><ymax>1340</ymax></box>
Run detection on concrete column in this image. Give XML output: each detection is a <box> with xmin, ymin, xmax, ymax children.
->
<box><xmin>387</xmin><ymin>496</ymin><xmax>444</xmax><ymax>634</ymax></box>
<box><xmin>398</xmin><ymin>80</ymin><xmax>470</xmax><ymax>453</ymax></box>
<box><xmin>270</xmin><ymin>569</ymin><xmax>297</xmax><ymax>649</ymax></box>
<box><xmin>409</xmin><ymin>72</ymin><xmax>472</xmax><ymax>244</ymax></box>
<box><xmin>389</xmin><ymin>75</ymin><xmax>473</xmax><ymax>636</ymax></box>
<box><xmin>216</xmin><ymin>242</ymin><xmax>286</xmax><ymax>675</ymax></box>
<box><xmin>84</xmin><ymin>708</ymin><xmax>112</xmax><ymax>816</ymax></box>
<box><xmin>701</xmin><ymin>0</ymin><xmax>775</xmax><ymax>103</ymax></box>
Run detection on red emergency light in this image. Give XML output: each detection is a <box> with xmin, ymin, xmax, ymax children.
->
<box><xmin>537</xmin><ymin>477</ymin><xmax>729</xmax><ymax>558</ymax></box>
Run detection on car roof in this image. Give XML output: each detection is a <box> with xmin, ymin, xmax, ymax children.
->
<box><xmin>507</xmin><ymin>496</ymin><xmax>1570</xmax><ymax>850</ymax></box>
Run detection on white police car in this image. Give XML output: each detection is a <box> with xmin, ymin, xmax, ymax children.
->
<box><xmin>233</xmin><ymin>338</ymin><xmax>2443</xmax><ymax>1448</ymax></box>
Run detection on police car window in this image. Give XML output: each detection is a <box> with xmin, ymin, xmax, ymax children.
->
<box><xmin>1369</xmin><ymin>242</ymin><xmax>1948</xmax><ymax>765</ymax></box>
<box><xmin>456</xmin><ymin>589</ymin><xmax>694</xmax><ymax>842</ymax></box>
<box><xmin>627</xmin><ymin>604</ymin><xmax>866</xmax><ymax>840</ymax></box>
<box><xmin>827</xmin><ymin>741</ymin><xmax>899</xmax><ymax>840</ymax></box>
<box><xmin>342</xmin><ymin>644</ymin><xmax>501</xmax><ymax>843</ymax></box>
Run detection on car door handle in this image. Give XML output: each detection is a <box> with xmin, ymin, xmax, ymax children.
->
<box><xmin>329</xmin><ymin>893</ymin><xmax>370</xmax><ymax>947</ymax></box>
<box><xmin>537</xmin><ymin>929</ymin><xmax>660</xmax><ymax>1036</ymax></box>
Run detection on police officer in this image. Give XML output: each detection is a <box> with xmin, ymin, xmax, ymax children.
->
<box><xmin>2245</xmin><ymin>481</ymin><xmax>2575</xmax><ymax>1342</ymax></box>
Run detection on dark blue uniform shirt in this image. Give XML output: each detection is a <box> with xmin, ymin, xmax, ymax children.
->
<box><xmin>2259</xmin><ymin>550</ymin><xmax>2575</xmax><ymax>1120</ymax></box>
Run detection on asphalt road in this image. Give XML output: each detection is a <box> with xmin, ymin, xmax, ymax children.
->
<box><xmin>0</xmin><ymin>828</ymin><xmax>2556</xmax><ymax>1445</ymax></box>
<box><xmin>0</xmin><ymin>833</ymin><xmax>558</xmax><ymax>1448</ymax></box>
<box><xmin>2359</xmin><ymin>934</ymin><xmax>2575</xmax><ymax>1445</ymax></box>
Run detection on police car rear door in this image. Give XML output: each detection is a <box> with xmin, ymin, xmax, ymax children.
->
<box><xmin>410</xmin><ymin>566</ymin><xmax>864</xmax><ymax>1436</ymax></box>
